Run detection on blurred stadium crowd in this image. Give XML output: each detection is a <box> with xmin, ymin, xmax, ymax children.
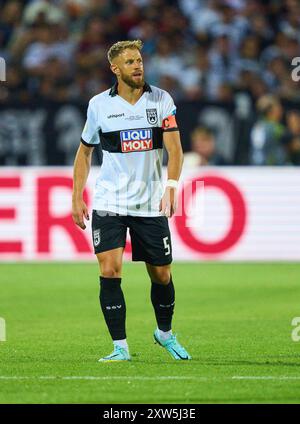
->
<box><xmin>0</xmin><ymin>0</ymin><xmax>300</xmax><ymax>165</ymax></box>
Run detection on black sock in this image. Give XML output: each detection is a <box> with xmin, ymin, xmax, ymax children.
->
<box><xmin>99</xmin><ymin>276</ymin><xmax>126</xmax><ymax>340</ymax></box>
<box><xmin>151</xmin><ymin>277</ymin><xmax>175</xmax><ymax>332</ymax></box>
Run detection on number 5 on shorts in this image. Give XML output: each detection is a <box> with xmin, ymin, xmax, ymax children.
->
<box><xmin>163</xmin><ymin>236</ymin><xmax>171</xmax><ymax>255</ymax></box>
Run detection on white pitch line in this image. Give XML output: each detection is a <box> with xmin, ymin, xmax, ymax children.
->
<box><xmin>232</xmin><ymin>376</ymin><xmax>300</xmax><ymax>380</ymax></box>
<box><xmin>0</xmin><ymin>376</ymin><xmax>207</xmax><ymax>381</ymax></box>
<box><xmin>1</xmin><ymin>376</ymin><xmax>300</xmax><ymax>381</ymax></box>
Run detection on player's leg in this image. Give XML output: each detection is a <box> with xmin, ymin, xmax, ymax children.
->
<box><xmin>92</xmin><ymin>211</ymin><xmax>130</xmax><ymax>361</ymax></box>
<box><xmin>145</xmin><ymin>263</ymin><xmax>174</xmax><ymax>335</ymax></box>
<box><xmin>96</xmin><ymin>247</ymin><xmax>128</xmax><ymax>350</ymax></box>
<box><xmin>129</xmin><ymin>216</ymin><xmax>191</xmax><ymax>360</ymax></box>
<box><xmin>129</xmin><ymin>216</ymin><xmax>174</xmax><ymax>334</ymax></box>
<box><xmin>146</xmin><ymin>262</ymin><xmax>191</xmax><ymax>360</ymax></box>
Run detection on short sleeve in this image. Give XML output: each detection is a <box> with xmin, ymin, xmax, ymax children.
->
<box><xmin>161</xmin><ymin>91</ymin><xmax>177</xmax><ymax>120</ymax></box>
<box><xmin>81</xmin><ymin>100</ymin><xmax>100</xmax><ymax>145</ymax></box>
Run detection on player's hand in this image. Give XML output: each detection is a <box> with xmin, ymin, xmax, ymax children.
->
<box><xmin>159</xmin><ymin>187</ymin><xmax>177</xmax><ymax>218</ymax></box>
<box><xmin>72</xmin><ymin>197</ymin><xmax>89</xmax><ymax>230</ymax></box>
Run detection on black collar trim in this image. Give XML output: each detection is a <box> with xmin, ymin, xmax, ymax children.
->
<box><xmin>109</xmin><ymin>82</ymin><xmax>152</xmax><ymax>97</ymax></box>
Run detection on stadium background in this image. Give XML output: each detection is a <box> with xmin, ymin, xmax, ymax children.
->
<box><xmin>1</xmin><ymin>0</ymin><xmax>300</xmax><ymax>405</ymax></box>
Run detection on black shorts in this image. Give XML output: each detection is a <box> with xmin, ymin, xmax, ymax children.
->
<box><xmin>91</xmin><ymin>210</ymin><xmax>172</xmax><ymax>266</ymax></box>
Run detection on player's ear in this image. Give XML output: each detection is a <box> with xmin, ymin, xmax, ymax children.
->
<box><xmin>111</xmin><ymin>63</ymin><xmax>120</xmax><ymax>77</ymax></box>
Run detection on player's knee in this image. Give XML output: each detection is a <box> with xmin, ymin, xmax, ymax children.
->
<box><xmin>153</xmin><ymin>269</ymin><xmax>171</xmax><ymax>285</ymax></box>
<box><xmin>100</xmin><ymin>265</ymin><xmax>122</xmax><ymax>278</ymax></box>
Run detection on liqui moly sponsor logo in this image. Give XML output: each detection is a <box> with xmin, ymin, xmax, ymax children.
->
<box><xmin>120</xmin><ymin>129</ymin><xmax>153</xmax><ymax>152</ymax></box>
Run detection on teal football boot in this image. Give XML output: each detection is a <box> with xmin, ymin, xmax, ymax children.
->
<box><xmin>154</xmin><ymin>329</ymin><xmax>192</xmax><ymax>360</ymax></box>
<box><xmin>98</xmin><ymin>345</ymin><xmax>131</xmax><ymax>362</ymax></box>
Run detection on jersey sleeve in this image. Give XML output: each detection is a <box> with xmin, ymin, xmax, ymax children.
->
<box><xmin>81</xmin><ymin>100</ymin><xmax>100</xmax><ymax>146</ymax></box>
<box><xmin>161</xmin><ymin>91</ymin><xmax>179</xmax><ymax>132</ymax></box>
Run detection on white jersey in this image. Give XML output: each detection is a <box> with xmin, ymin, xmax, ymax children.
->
<box><xmin>81</xmin><ymin>83</ymin><xmax>177</xmax><ymax>216</ymax></box>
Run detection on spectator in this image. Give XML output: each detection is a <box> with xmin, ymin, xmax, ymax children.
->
<box><xmin>250</xmin><ymin>94</ymin><xmax>288</xmax><ymax>165</ymax></box>
<box><xmin>0</xmin><ymin>0</ymin><xmax>23</xmax><ymax>57</ymax></box>
<box><xmin>75</xmin><ymin>16</ymin><xmax>108</xmax><ymax>70</ymax></box>
<box><xmin>117</xmin><ymin>0</ymin><xmax>141</xmax><ymax>37</ymax></box>
<box><xmin>22</xmin><ymin>0</ymin><xmax>67</xmax><ymax>26</ymax></box>
<box><xmin>180</xmin><ymin>46</ymin><xmax>211</xmax><ymax>100</ymax></box>
<box><xmin>128</xmin><ymin>19</ymin><xmax>157</xmax><ymax>57</ymax></box>
<box><xmin>184</xmin><ymin>126</ymin><xmax>228</xmax><ymax>167</ymax></box>
<box><xmin>235</xmin><ymin>35</ymin><xmax>262</xmax><ymax>77</ymax></box>
<box><xmin>208</xmin><ymin>33</ymin><xmax>237</xmax><ymax>99</ymax></box>
<box><xmin>264</xmin><ymin>56</ymin><xmax>290</xmax><ymax>92</ymax></box>
<box><xmin>23</xmin><ymin>23</ymin><xmax>75</xmax><ymax>73</ymax></box>
<box><xmin>249</xmin><ymin>14</ymin><xmax>274</xmax><ymax>50</ymax></box>
<box><xmin>210</xmin><ymin>3</ymin><xmax>249</xmax><ymax>47</ymax></box>
<box><xmin>146</xmin><ymin>36</ymin><xmax>184</xmax><ymax>86</ymax></box>
<box><xmin>186</xmin><ymin>0</ymin><xmax>221</xmax><ymax>36</ymax></box>
<box><xmin>0</xmin><ymin>0</ymin><xmax>300</xmax><ymax>166</ymax></box>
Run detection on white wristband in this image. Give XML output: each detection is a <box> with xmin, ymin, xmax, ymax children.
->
<box><xmin>166</xmin><ymin>179</ymin><xmax>178</xmax><ymax>189</ymax></box>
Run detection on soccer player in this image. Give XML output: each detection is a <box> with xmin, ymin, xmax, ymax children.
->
<box><xmin>72</xmin><ymin>40</ymin><xmax>191</xmax><ymax>361</ymax></box>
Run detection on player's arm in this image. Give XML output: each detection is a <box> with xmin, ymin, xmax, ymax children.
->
<box><xmin>161</xmin><ymin>129</ymin><xmax>184</xmax><ymax>218</ymax></box>
<box><xmin>164</xmin><ymin>129</ymin><xmax>184</xmax><ymax>181</ymax></box>
<box><xmin>72</xmin><ymin>143</ymin><xmax>94</xmax><ymax>230</ymax></box>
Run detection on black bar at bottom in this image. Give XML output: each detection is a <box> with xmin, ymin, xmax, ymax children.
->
<box><xmin>0</xmin><ymin>404</ymin><xmax>298</xmax><ymax>422</ymax></box>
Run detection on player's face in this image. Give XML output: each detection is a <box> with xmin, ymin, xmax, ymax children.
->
<box><xmin>114</xmin><ymin>49</ymin><xmax>144</xmax><ymax>89</ymax></box>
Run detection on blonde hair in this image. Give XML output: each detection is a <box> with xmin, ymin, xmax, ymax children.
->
<box><xmin>107</xmin><ymin>40</ymin><xmax>143</xmax><ymax>64</ymax></box>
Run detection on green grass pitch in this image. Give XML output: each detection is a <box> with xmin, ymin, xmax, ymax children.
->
<box><xmin>1</xmin><ymin>262</ymin><xmax>300</xmax><ymax>404</ymax></box>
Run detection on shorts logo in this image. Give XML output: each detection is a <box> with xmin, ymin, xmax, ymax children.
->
<box><xmin>93</xmin><ymin>229</ymin><xmax>101</xmax><ymax>247</ymax></box>
<box><xmin>120</xmin><ymin>129</ymin><xmax>153</xmax><ymax>152</ymax></box>
<box><xmin>146</xmin><ymin>109</ymin><xmax>158</xmax><ymax>125</ymax></box>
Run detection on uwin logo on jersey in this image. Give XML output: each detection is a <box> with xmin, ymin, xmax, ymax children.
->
<box><xmin>120</xmin><ymin>129</ymin><xmax>153</xmax><ymax>153</ymax></box>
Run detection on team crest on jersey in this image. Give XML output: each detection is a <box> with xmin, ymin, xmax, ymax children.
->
<box><xmin>120</xmin><ymin>129</ymin><xmax>153</xmax><ymax>153</ymax></box>
<box><xmin>93</xmin><ymin>229</ymin><xmax>101</xmax><ymax>247</ymax></box>
<box><xmin>146</xmin><ymin>109</ymin><xmax>158</xmax><ymax>125</ymax></box>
